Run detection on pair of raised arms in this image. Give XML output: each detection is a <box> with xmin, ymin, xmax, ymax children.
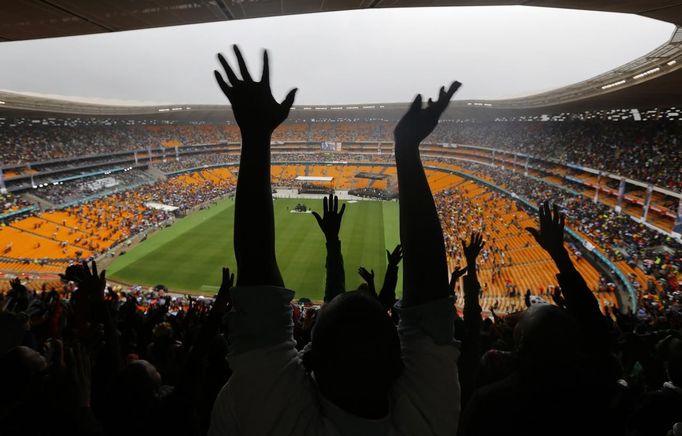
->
<box><xmin>212</xmin><ymin>45</ymin><xmax>569</xmax><ymax>299</ymax></box>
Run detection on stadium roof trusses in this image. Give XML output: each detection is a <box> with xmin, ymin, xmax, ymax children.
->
<box><xmin>1</xmin><ymin>1</ymin><xmax>682</xmax><ymax>115</ymax></box>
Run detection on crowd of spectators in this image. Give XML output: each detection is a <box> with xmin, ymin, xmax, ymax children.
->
<box><xmin>2</xmin><ymin>48</ymin><xmax>682</xmax><ymax>436</ymax></box>
<box><xmin>4</xmin><ymin>115</ymin><xmax>679</xmax><ymax>192</ymax></box>
<box><xmin>33</xmin><ymin>170</ymin><xmax>156</xmax><ymax>205</ymax></box>
<box><xmin>153</xmin><ymin>154</ymin><xmax>240</xmax><ymax>173</ymax></box>
<box><xmin>430</xmin><ymin>120</ymin><xmax>682</xmax><ymax>191</ymax></box>
<box><xmin>348</xmin><ymin>187</ymin><xmax>397</xmax><ymax>199</ymax></box>
<box><xmin>0</xmin><ymin>192</ymin><xmax>34</xmax><ymax>216</ymax></box>
<box><xmin>455</xmin><ymin>161</ymin><xmax>682</xmax><ymax>319</ymax></box>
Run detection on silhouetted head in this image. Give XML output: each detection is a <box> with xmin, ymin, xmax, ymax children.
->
<box><xmin>111</xmin><ymin>360</ymin><xmax>162</xmax><ymax>407</ymax></box>
<box><xmin>514</xmin><ymin>304</ymin><xmax>579</xmax><ymax>371</ymax></box>
<box><xmin>304</xmin><ymin>291</ymin><xmax>402</xmax><ymax>418</ymax></box>
<box><xmin>0</xmin><ymin>346</ymin><xmax>47</xmax><ymax>407</ymax></box>
<box><xmin>105</xmin><ymin>360</ymin><xmax>163</xmax><ymax>434</ymax></box>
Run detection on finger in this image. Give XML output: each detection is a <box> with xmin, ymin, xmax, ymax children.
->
<box><xmin>539</xmin><ymin>203</ymin><xmax>548</xmax><ymax>226</ymax></box>
<box><xmin>370</xmin><ymin>269</ymin><xmax>374</xmax><ymax>277</ymax></box>
<box><xmin>214</xmin><ymin>71</ymin><xmax>232</xmax><ymax>98</ymax></box>
<box><xmin>100</xmin><ymin>270</ymin><xmax>106</xmax><ymax>283</ymax></box>
<box><xmin>281</xmin><ymin>88</ymin><xmax>298</xmax><ymax>111</ymax></box>
<box><xmin>552</xmin><ymin>203</ymin><xmax>559</xmax><ymax>224</ymax></box>
<box><xmin>322</xmin><ymin>196</ymin><xmax>328</xmax><ymax>214</ymax></box>
<box><xmin>427</xmin><ymin>97</ymin><xmax>434</xmax><ymax>107</ymax></box>
<box><xmin>338</xmin><ymin>203</ymin><xmax>346</xmax><ymax>218</ymax></box>
<box><xmin>261</xmin><ymin>49</ymin><xmax>270</xmax><ymax>85</ymax></box>
<box><xmin>409</xmin><ymin>94</ymin><xmax>422</xmax><ymax>112</ymax></box>
<box><xmin>445</xmin><ymin>81</ymin><xmax>461</xmax><ymax>99</ymax></box>
<box><xmin>217</xmin><ymin>53</ymin><xmax>239</xmax><ymax>85</ymax></box>
<box><xmin>91</xmin><ymin>261</ymin><xmax>98</xmax><ymax>278</ymax></box>
<box><xmin>434</xmin><ymin>83</ymin><xmax>458</xmax><ymax>112</ymax></box>
<box><xmin>233</xmin><ymin>45</ymin><xmax>252</xmax><ymax>82</ymax></box>
<box><xmin>312</xmin><ymin>211</ymin><xmax>323</xmax><ymax>227</ymax></box>
<box><xmin>559</xmin><ymin>213</ymin><xmax>566</xmax><ymax>230</ymax></box>
<box><xmin>333</xmin><ymin>195</ymin><xmax>338</xmax><ymax>214</ymax></box>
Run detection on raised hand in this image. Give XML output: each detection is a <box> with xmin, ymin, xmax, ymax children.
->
<box><xmin>214</xmin><ymin>45</ymin><xmax>297</xmax><ymax>134</ymax></box>
<box><xmin>358</xmin><ymin>267</ymin><xmax>376</xmax><ymax>296</ymax></box>
<box><xmin>394</xmin><ymin>81</ymin><xmax>461</xmax><ymax>151</ymax></box>
<box><xmin>450</xmin><ymin>267</ymin><xmax>466</xmax><ymax>293</ymax></box>
<box><xmin>63</xmin><ymin>261</ymin><xmax>106</xmax><ymax>301</ymax></box>
<box><xmin>9</xmin><ymin>277</ymin><xmax>21</xmax><ymax>290</ymax></box>
<box><xmin>386</xmin><ymin>244</ymin><xmax>403</xmax><ymax>267</ymax></box>
<box><xmin>312</xmin><ymin>194</ymin><xmax>346</xmax><ymax>241</ymax></box>
<box><xmin>462</xmin><ymin>232</ymin><xmax>485</xmax><ymax>269</ymax></box>
<box><xmin>525</xmin><ymin>202</ymin><xmax>566</xmax><ymax>258</ymax></box>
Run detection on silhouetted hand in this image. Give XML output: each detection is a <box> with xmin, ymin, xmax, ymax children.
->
<box><xmin>358</xmin><ymin>267</ymin><xmax>376</xmax><ymax>296</ymax></box>
<box><xmin>213</xmin><ymin>267</ymin><xmax>234</xmax><ymax>315</ymax></box>
<box><xmin>450</xmin><ymin>268</ymin><xmax>466</xmax><ymax>294</ymax></box>
<box><xmin>386</xmin><ymin>244</ymin><xmax>403</xmax><ymax>267</ymax></box>
<box><xmin>525</xmin><ymin>202</ymin><xmax>566</xmax><ymax>258</ymax></box>
<box><xmin>312</xmin><ymin>194</ymin><xmax>346</xmax><ymax>241</ymax></box>
<box><xmin>214</xmin><ymin>45</ymin><xmax>297</xmax><ymax>134</ymax></box>
<box><xmin>9</xmin><ymin>277</ymin><xmax>25</xmax><ymax>292</ymax></box>
<box><xmin>394</xmin><ymin>81</ymin><xmax>461</xmax><ymax>150</ymax></box>
<box><xmin>462</xmin><ymin>232</ymin><xmax>485</xmax><ymax>268</ymax></box>
<box><xmin>62</xmin><ymin>261</ymin><xmax>106</xmax><ymax>301</ymax></box>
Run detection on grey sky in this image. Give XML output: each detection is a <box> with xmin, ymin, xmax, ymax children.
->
<box><xmin>0</xmin><ymin>6</ymin><xmax>675</xmax><ymax>106</ymax></box>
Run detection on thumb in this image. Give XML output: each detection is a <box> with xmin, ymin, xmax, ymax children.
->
<box><xmin>525</xmin><ymin>227</ymin><xmax>541</xmax><ymax>244</ymax></box>
<box><xmin>409</xmin><ymin>94</ymin><xmax>422</xmax><ymax>112</ymax></box>
<box><xmin>282</xmin><ymin>88</ymin><xmax>298</xmax><ymax>111</ymax></box>
<box><xmin>312</xmin><ymin>211</ymin><xmax>323</xmax><ymax>228</ymax></box>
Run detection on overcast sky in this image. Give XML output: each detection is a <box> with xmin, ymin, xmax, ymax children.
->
<box><xmin>0</xmin><ymin>6</ymin><xmax>675</xmax><ymax>106</ymax></box>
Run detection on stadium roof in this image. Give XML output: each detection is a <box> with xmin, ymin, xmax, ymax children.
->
<box><xmin>1</xmin><ymin>1</ymin><xmax>682</xmax><ymax>114</ymax></box>
<box><xmin>2</xmin><ymin>1</ymin><xmax>682</xmax><ymax>41</ymax></box>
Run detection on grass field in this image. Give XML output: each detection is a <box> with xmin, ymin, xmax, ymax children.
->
<box><xmin>107</xmin><ymin>197</ymin><xmax>401</xmax><ymax>300</ymax></box>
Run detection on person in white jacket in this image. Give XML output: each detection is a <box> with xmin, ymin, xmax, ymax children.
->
<box><xmin>209</xmin><ymin>45</ymin><xmax>462</xmax><ymax>436</ymax></box>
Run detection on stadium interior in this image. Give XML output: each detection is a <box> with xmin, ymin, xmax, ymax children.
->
<box><xmin>1</xmin><ymin>2</ymin><xmax>682</xmax><ymax>435</ymax></box>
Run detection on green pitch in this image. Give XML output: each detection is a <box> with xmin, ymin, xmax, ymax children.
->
<box><xmin>107</xmin><ymin>197</ymin><xmax>401</xmax><ymax>301</ymax></box>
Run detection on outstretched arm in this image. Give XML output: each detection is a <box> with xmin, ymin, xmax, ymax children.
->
<box><xmin>394</xmin><ymin>82</ymin><xmax>460</xmax><ymax>307</ymax></box>
<box><xmin>215</xmin><ymin>46</ymin><xmax>297</xmax><ymax>287</ymax></box>
<box><xmin>525</xmin><ymin>202</ymin><xmax>608</xmax><ymax>350</ymax></box>
<box><xmin>458</xmin><ymin>233</ymin><xmax>485</xmax><ymax>407</ymax></box>
<box><xmin>312</xmin><ymin>194</ymin><xmax>346</xmax><ymax>302</ymax></box>
<box><xmin>391</xmin><ymin>83</ymin><xmax>463</xmax><ymax>436</ymax></box>
<box><xmin>378</xmin><ymin>244</ymin><xmax>402</xmax><ymax>310</ymax></box>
